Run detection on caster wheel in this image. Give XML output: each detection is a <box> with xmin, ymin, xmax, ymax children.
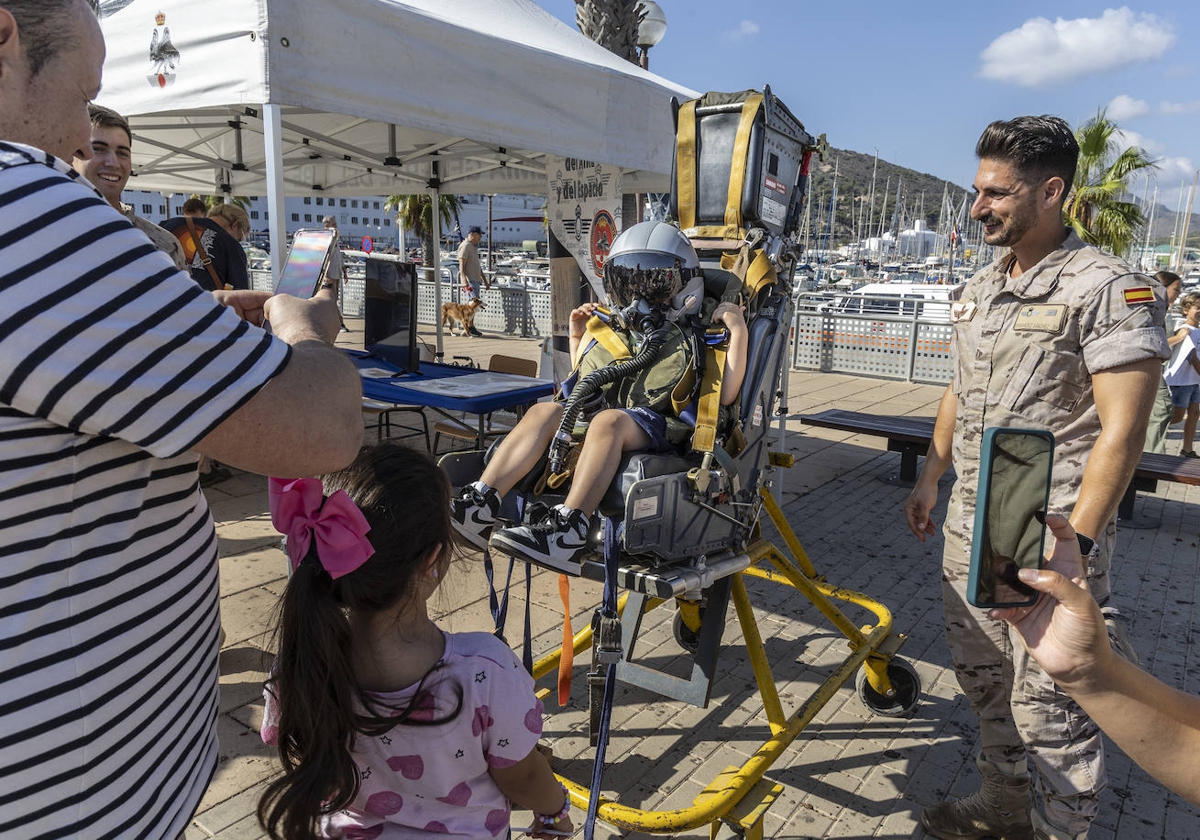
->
<box><xmin>856</xmin><ymin>657</ymin><xmax>921</xmax><ymax>717</ymax></box>
<box><xmin>672</xmin><ymin>608</ymin><xmax>705</xmax><ymax>653</ymax></box>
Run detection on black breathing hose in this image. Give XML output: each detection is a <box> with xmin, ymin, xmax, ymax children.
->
<box><xmin>547</xmin><ymin>325</ymin><xmax>673</xmax><ymax>475</ymax></box>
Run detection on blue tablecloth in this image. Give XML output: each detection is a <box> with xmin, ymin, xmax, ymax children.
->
<box><xmin>350</xmin><ymin>350</ymin><xmax>555</xmax><ymax>414</ymax></box>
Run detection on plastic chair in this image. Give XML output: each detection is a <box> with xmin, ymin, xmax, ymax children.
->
<box><xmin>362</xmin><ymin>399</ymin><xmax>431</xmax><ymax>451</ymax></box>
<box><xmin>432</xmin><ymin>354</ymin><xmax>539</xmax><ymax>453</ymax></box>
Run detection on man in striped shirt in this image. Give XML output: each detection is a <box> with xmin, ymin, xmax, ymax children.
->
<box><xmin>0</xmin><ymin>1</ymin><xmax>364</xmax><ymax>836</ymax></box>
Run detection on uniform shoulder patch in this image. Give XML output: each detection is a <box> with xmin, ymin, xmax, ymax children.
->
<box><xmin>1123</xmin><ymin>286</ymin><xmax>1155</xmax><ymax>305</ymax></box>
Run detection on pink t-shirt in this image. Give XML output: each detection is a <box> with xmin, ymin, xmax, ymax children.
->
<box><xmin>263</xmin><ymin>631</ymin><xmax>543</xmax><ymax>838</ymax></box>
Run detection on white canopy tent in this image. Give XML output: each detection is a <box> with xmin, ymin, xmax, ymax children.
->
<box><xmin>97</xmin><ymin>0</ymin><xmax>696</xmax><ymax>298</ymax></box>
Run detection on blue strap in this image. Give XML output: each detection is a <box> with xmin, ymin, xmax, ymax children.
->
<box><xmin>484</xmin><ymin>548</ymin><xmax>515</xmax><ymax>645</ymax></box>
<box><xmin>584</xmin><ymin>517</ymin><xmax>622</xmax><ymax>840</ymax></box>
<box><xmin>522</xmin><ymin>561</ymin><xmax>534</xmax><ymax>674</ymax></box>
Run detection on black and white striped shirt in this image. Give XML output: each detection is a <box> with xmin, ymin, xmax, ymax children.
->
<box><xmin>0</xmin><ymin>142</ymin><xmax>290</xmax><ymax>837</ymax></box>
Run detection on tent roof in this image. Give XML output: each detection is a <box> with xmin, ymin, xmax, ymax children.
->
<box><xmin>97</xmin><ymin>0</ymin><xmax>696</xmax><ymax>196</ymax></box>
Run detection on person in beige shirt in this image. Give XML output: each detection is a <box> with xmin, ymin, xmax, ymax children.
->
<box><xmin>903</xmin><ymin>115</ymin><xmax>1168</xmax><ymax>840</ymax></box>
<box><xmin>456</xmin><ymin>225</ymin><xmax>490</xmax><ymax>336</ymax></box>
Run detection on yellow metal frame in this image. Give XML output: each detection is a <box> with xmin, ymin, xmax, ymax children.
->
<box><xmin>529</xmin><ymin>486</ymin><xmax>908</xmax><ymax>834</ymax></box>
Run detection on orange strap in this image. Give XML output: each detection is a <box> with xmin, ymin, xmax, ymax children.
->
<box><xmin>557</xmin><ymin>574</ymin><xmax>573</xmax><ymax>706</ymax></box>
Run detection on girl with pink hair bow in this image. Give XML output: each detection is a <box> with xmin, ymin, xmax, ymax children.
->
<box><xmin>259</xmin><ymin>444</ymin><xmax>572</xmax><ymax>839</ymax></box>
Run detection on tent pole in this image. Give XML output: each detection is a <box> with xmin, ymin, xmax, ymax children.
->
<box><xmin>263</xmin><ymin>104</ymin><xmax>287</xmax><ymax>291</ymax></box>
<box><xmin>430</xmin><ymin>164</ymin><xmax>444</xmax><ymax>359</ymax></box>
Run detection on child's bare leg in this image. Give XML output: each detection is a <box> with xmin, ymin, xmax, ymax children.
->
<box><xmin>478</xmin><ymin>402</ymin><xmax>563</xmax><ymax>496</ymax></box>
<box><xmin>563</xmin><ymin>409</ymin><xmax>651</xmax><ymax>516</ymax></box>
<box><xmin>1184</xmin><ymin>404</ymin><xmax>1199</xmax><ymax>453</ymax></box>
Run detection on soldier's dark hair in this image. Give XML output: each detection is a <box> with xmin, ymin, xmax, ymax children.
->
<box><xmin>975</xmin><ymin>115</ymin><xmax>1079</xmax><ymax>202</ymax></box>
<box><xmin>88</xmin><ymin>104</ymin><xmax>132</xmax><ymax>145</ymax></box>
<box><xmin>1154</xmin><ymin>270</ymin><xmax>1182</xmax><ymax>290</ymax></box>
<box><xmin>4</xmin><ymin>0</ymin><xmax>100</xmax><ymax>77</ymax></box>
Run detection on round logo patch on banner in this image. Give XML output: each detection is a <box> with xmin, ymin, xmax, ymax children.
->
<box><xmin>590</xmin><ymin>210</ymin><xmax>616</xmax><ymax>276</ymax></box>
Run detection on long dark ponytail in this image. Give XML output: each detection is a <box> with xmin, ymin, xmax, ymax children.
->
<box><xmin>258</xmin><ymin>444</ymin><xmax>458</xmax><ymax>840</ymax></box>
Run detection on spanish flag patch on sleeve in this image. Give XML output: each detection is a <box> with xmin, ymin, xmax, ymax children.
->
<box><xmin>1123</xmin><ymin>286</ymin><xmax>1155</xmax><ymax>305</ymax></box>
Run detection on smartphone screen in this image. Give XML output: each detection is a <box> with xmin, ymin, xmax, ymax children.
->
<box><xmin>275</xmin><ymin>229</ymin><xmax>334</xmax><ymax>298</ymax></box>
<box><xmin>967</xmin><ymin>427</ymin><xmax>1055</xmax><ymax>608</ymax></box>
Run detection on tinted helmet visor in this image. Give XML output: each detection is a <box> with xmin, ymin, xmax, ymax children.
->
<box><xmin>602</xmin><ymin>252</ymin><xmax>694</xmax><ymax>308</ymax></box>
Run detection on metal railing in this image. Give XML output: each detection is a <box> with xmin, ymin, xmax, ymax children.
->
<box><xmin>252</xmin><ymin>267</ymin><xmax>555</xmax><ymax>338</ymax></box>
<box><xmin>790</xmin><ymin>308</ymin><xmax>954</xmax><ymax>384</ymax></box>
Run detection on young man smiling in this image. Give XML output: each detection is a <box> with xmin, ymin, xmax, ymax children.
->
<box><xmin>904</xmin><ymin>115</ymin><xmax>1168</xmax><ymax>840</ymax></box>
<box><xmin>73</xmin><ymin>103</ymin><xmax>187</xmax><ymax>269</ymax></box>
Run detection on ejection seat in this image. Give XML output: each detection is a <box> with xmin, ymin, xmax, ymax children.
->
<box><xmin>439</xmin><ymin>87</ymin><xmax>921</xmax><ymax>838</ymax></box>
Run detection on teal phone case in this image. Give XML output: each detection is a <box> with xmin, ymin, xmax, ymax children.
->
<box><xmin>967</xmin><ymin>427</ymin><xmax>1055</xmax><ymax>608</ymax></box>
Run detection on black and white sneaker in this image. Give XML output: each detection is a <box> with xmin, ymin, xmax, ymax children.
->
<box><xmin>490</xmin><ymin>504</ymin><xmax>590</xmax><ymax>575</ymax></box>
<box><xmin>450</xmin><ymin>485</ymin><xmax>499</xmax><ymax>550</ymax></box>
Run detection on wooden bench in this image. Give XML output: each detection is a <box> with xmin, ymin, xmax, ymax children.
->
<box><xmin>1122</xmin><ymin>451</ymin><xmax>1200</xmax><ymax>525</ymax></box>
<box><xmin>800</xmin><ymin>409</ymin><xmax>1200</xmax><ymax>520</ymax></box>
<box><xmin>800</xmin><ymin>409</ymin><xmax>935</xmax><ymax>482</ymax></box>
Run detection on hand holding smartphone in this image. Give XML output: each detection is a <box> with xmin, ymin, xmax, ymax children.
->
<box><xmin>274</xmin><ymin>229</ymin><xmax>336</xmax><ymax>298</ymax></box>
<box><xmin>967</xmin><ymin>427</ymin><xmax>1055</xmax><ymax>608</ymax></box>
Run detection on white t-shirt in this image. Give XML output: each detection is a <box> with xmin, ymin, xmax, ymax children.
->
<box><xmin>1165</xmin><ymin>326</ymin><xmax>1200</xmax><ymax>387</ymax></box>
<box><xmin>0</xmin><ymin>141</ymin><xmax>290</xmax><ymax>836</ymax></box>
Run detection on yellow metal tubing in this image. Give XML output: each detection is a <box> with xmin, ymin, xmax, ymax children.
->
<box><xmin>731</xmin><ymin>575</ymin><xmax>786</xmax><ymax>734</ymax></box>
<box><xmin>759</xmin><ymin>487</ymin><xmax>817</xmax><ymax>578</ymax></box>
<box><xmin>525</xmin><ymin>496</ymin><xmax>904</xmax><ymax>833</ymax></box>
<box><xmin>557</xmin><ymin>611</ymin><xmax>895</xmax><ymax>833</ymax></box>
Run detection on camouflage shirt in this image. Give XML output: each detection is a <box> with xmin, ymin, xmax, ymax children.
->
<box><xmin>945</xmin><ymin>231</ymin><xmax>1169</xmax><ymax>546</ymax></box>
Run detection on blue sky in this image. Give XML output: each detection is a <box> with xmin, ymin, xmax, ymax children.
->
<box><xmin>544</xmin><ymin>2</ymin><xmax>1200</xmax><ymax>209</ymax></box>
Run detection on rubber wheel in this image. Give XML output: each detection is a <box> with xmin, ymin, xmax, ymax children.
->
<box><xmin>672</xmin><ymin>608</ymin><xmax>705</xmax><ymax>653</ymax></box>
<box><xmin>855</xmin><ymin>657</ymin><xmax>921</xmax><ymax>718</ymax></box>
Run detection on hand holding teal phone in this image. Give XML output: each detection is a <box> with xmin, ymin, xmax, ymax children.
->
<box><xmin>967</xmin><ymin>427</ymin><xmax>1055</xmax><ymax>608</ymax></box>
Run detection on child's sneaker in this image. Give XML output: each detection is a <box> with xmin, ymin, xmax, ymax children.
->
<box><xmin>450</xmin><ymin>484</ymin><xmax>499</xmax><ymax>550</ymax></box>
<box><xmin>491</xmin><ymin>504</ymin><xmax>590</xmax><ymax>575</ymax></box>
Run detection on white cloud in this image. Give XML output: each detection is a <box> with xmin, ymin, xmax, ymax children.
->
<box><xmin>1154</xmin><ymin>156</ymin><xmax>1196</xmax><ymax>183</ymax></box>
<box><xmin>1107</xmin><ymin>94</ymin><xmax>1150</xmax><ymax>121</ymax></box>
<box><xmin>979</xmin><ymin>8</ymin><xmax>1174</xmax><ymax>87</ymax></box>
<box><xmin>1114</xmin><ymin>127</ymin><xmax>1163</xmax><ymax>156</ymax></box>
<box><xmin>1159</xmin><ymin>100</ymin><xmax>1200</xmax><ymax>115</ymax></box>
<box><xmin>722</xmin><ymin>20</ymin><xmax>759</xmax><ymax>40</ymax></box>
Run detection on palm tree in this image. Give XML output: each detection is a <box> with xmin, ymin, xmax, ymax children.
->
<box><xmin>574</xmin><ymin>0</ymin><xmax>641</xmax><ymax>63</ymax></box>
<box><xmin>383</xmin><ymin>193</ymin><xmax>463</xmax><ymax>269</ymax></box>
<box><xmin>197</xmin><ymin>193</ymin><xmax>251</xmax><ymax>212</ymax></box>
<box><xmin>1064</xmin><ymin>111</ymin><xmax>1156</xmax><ymax>257</ymax></box>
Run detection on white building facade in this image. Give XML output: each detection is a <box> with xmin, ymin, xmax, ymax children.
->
<box><xmin>123</xmin><ymin>191</ymin><xmax>546</xmax><ymax>250</ymax></box>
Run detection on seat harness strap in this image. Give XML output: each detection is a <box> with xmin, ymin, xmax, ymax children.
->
<box><xmin>581</xmin><ymin>315</ymin><xmax>632</xmax><ymax>366</ymax></box>
<box><xmin>675</xmin><ymin>99</ymin><xmax>698</xmax><ymax>232</ymax></box>
<box><xmin>691</xmin><ymin>342</ymin><xmax>727</xmax><ymax>454</ymax></box>
<box><xmin>723</xmin><ymin>92</ymin><xmax>763</xmax><ymax>234</ymax></box>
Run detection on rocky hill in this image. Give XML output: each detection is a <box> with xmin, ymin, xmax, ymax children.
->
<box><xmin>806</xmin><ymin>146</ymin><xmax>1200</xmax><ymax>251</ymax></box>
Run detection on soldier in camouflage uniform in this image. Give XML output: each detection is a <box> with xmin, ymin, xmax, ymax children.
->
<box><xmin>904</xmin><ymin>116</ymin><xmax>1168</xmax><ymax>840</ymax></box>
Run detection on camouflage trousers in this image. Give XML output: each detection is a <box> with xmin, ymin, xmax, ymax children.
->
<box><xmin>941</xmin><ymin>526</ymin><xmax>1107</xmax><ymax>836</ymax></box>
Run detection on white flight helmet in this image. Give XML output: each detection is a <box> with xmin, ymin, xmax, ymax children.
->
<box><xmin>602</xmin><ymin>221</ymin><xmax>702</xmax><ymax>314</ymax></box>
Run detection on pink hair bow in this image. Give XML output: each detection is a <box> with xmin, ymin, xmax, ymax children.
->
<box><xmin>268</xmin><ymin>477</ymin><xmax>374</xmax><ymax>579</ymax></box>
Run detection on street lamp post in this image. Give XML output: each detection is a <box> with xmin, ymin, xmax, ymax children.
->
<box><xmin>635</xmin><ymin>0</ymin><xmax>667</xmax><ymax>70</ymax></box>
<box><xmin>634</xmin><ymin>1</ymin><xmax>667</xmax><ymax>222</ymax></box>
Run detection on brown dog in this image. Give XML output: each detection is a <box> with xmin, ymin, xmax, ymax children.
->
<box><xmin>441</xmin><ymin>298</ymin><xmax>486</xmax><ymax>336</ymax></box>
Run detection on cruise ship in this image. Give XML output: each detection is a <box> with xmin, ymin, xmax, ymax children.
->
<box><xmin>121</xmin><ymin>190</ymin><xmax>547</xmax><ymax>250</ymax></box>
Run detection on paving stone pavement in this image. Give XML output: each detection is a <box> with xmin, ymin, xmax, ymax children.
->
<box><xmin>187</xmin><ymin>319</ymin><xmax>1200</xmax><ymax>839</ymax></box>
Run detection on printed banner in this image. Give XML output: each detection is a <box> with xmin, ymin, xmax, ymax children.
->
<box><xmin>546</xmin><ymin>155</ymin><xmax>623</xmax><ymax>301</ymax></box>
